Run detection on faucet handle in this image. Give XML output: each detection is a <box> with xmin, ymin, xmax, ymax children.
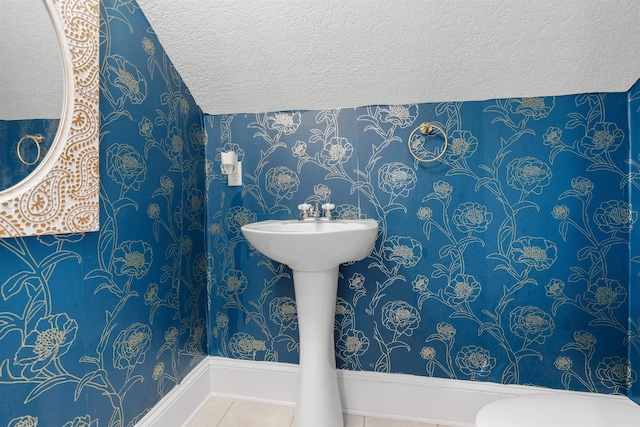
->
<box><xmin>321</xmin><ymin>203</ymin><xmax>335</xmax><ymax>219</ymax></box>
<box><xmin>298</xmin><ymin>203</ymin><xmax>312</xmax><ymax>219</ymax></box>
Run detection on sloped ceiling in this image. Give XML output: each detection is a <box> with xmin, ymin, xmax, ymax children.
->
<box><xmin>138</xmin><ymin>0</ymin><xmax>640</xmax><ymax>115</ymax></box>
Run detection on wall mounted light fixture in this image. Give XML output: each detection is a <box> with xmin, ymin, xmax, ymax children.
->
<box><xmin>221</xmin><ymin>151</ymin><xmax>242</xmax><ymax>186</ymax></box>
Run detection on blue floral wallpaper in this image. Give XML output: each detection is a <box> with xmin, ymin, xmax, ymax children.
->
<box><xmin>629</xmin><ymin>78</ymin><xmax>640</xmax><ymax>404</ymax></box>
<box><xmin>1</xmin><ymin>0</ymin><xmax>640</xmax><ymax>425</ymax></box>
<box><xmin>0</xmin><ymin>119</ymin><xmax>58</xmax><ymax>190</ymax></box>
<box><xmin>205</xmin><ymin>90</ymin><xmax>640</xmax><ymax>399</ymax></box>
<box><xmin>0</xmin><ymin>1</ymin><xmax>207</xmax><ymax>426</ymax></box>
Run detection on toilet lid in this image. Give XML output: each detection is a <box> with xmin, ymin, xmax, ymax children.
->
<box><xmin>475</xmin><ymin>393</ymin><xmax>640</xmax><ymax>427</ymax></box>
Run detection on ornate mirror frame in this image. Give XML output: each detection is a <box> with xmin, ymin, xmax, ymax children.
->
<box><xmin>0</xmin><ymin>0</ymin><xmax>99</xmax><ymax>237</ymax></box>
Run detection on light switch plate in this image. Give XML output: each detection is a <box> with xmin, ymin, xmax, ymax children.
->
<box><xmin>228</xmin><ymin>161</ymin><xmax>242</xmax><ymax>186</ymax></box>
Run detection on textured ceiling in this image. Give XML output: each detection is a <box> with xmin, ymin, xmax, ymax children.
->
<box><xmin>138</xmin><ymin>0</ymin><xmax>640</xmax><ymax>115</ymax></box>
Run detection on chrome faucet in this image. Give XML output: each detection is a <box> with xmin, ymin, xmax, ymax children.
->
<box><xmin>298</xmin><ymin>202</ymin><xmax>335</xmax><ymax>221</ymax></box>
<box><xmin>311</xmin><ymin>202</ymin><xmax>321</xmax><ymax>218</ymax></box>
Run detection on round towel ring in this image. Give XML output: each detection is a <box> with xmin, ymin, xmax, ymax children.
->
<box><xmin>408</xmin><ymin>122</ymin><xmax>448</xmax><ymax>163</ymax></box>
<box><xmin>16</xmin><ymin>134</ymin><xmax>44</xmax><ymax>166</ymax></box>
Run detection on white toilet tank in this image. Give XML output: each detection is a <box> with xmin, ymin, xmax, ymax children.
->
<box><xmin>475</xmin><ymin>393</ymin><xmax>640</xmax><ymax>427</ymax></box>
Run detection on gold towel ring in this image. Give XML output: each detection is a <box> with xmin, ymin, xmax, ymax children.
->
<box><xmin>16</xmin><ymin>134</ymin><xmax>44</xmax><ymax>166</ymax></box>
<box><xmin>408</xmin><ymin>122</ymin><xmax>448</xmax><ymax>163</ymax></box>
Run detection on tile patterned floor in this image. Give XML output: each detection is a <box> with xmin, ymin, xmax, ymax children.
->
<box><xmin>186</xmin><ymin>397</ymin><xmax>453</xmax><ymax>427</ymax></box>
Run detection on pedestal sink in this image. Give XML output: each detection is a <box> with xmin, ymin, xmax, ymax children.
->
<box><xmin>241</xmin><ymin>219</ymin><xmax>378</xmax><ymax>427</ymax></box>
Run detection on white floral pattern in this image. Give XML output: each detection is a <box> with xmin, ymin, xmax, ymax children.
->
<box><xmin>0</xmin><ymin>2</ymin><xmax>208</xmax><ymax>424</ymax></box>
<box><xmin>206</xmin><ymin>84</ymin><xmax>640</xmax><ymax>399</ymax></box>
<box><xmin>2</xmin><ymin>2</ymin><xmax>640</xmax><ymax>424</ymax></box>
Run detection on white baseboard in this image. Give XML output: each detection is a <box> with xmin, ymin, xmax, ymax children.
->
<box><xmin>136</xmin><ymin>358</ymin><xmax>212</xmax><ymax>427</ymax></box>
<box><xmin>138</xmin><ymin>356</ymin><xmax>635</xmax><ymax>427</ymax></box>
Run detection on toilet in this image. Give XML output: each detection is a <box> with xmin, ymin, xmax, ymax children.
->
<box><xmin>475</xmin><ymin>393</ymin><xmax>640</xmax><ymax>427</ymax></box>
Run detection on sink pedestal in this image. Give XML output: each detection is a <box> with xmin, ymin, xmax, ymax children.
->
<box><xmin>293</xmin><ymin>267</ymin><xmax>343</xmax><ymax>427</ymax></box>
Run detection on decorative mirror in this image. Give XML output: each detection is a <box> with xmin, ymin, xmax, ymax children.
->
<box><xmin>0</xmin><ymin>0</ymin><xmax>99</xmax><ymax>237</ymax></box>
<box><xmin>1</xmin><ymin>0</ymin><xmax>63</xmax><ymax>192</ymax></box>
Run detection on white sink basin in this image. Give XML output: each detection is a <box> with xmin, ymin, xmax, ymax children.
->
<box><xmin>241</xmin><ymin>219</ymin><xmax>378</xmax><ymax>271</ymax></box>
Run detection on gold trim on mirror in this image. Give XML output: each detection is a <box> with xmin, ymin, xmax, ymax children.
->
<box><xmin>0</xmin><ymin>0</ymin><xmax>99</xmax><ymax>237</ymax></box>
